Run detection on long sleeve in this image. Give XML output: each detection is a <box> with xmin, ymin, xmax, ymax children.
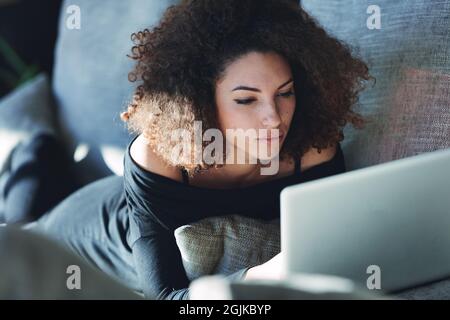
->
<box><xmin>132</xmin><ymin>232</ymin><xmax>250</xmax><ymax>300</ymax></box>
<box><xmin>132</xmin><ymin>231</ymin><xmax>190</xmax><ymax>300</ymax></box>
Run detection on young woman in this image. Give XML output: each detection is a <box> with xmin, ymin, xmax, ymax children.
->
<box><xmin>10</xmin><ymin>0</ymin><xmax>371</xmax><ymax>299</ymax></box>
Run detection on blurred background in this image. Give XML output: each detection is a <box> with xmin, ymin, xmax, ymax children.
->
<box><xmin>0</xmin><ymin>0</ymin><xmax>62</xmax><ymax>98</ymax></box>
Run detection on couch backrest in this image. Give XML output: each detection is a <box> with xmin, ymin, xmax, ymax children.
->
<box><xmin>53</xmin><ymin>0</ymin><xmax>449</xmax><ymax>184</ymax></box>
<box><xmin>52</xmin><ymin>0</ymin><xmax>179</xmax><ymax>184</ymax></box>
<box><xmin>302</xmin><ymin>0</ymin><xmax>450</xmax><ymax>170</ymax></box>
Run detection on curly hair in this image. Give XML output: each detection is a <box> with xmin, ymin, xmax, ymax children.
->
<box><xmin>120</xmin><ymin>0</ymin><xmax>373</xmax><ymax>176</ymax></box>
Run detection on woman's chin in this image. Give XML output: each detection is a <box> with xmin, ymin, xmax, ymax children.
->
<box><xmin>249</xmin><ymin>152</ymin><xmax>280</xmax><ymax>165</ymax></box>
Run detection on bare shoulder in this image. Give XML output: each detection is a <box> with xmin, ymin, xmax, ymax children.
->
<box><xmin>300</xmin><ymin>144</ymin><xmax>338</xmax><ymax>172</ymax></box>
<box><xmin>129</xmin><ymin>134</ymin><xmax>183</xmax><ymax>182</ymax></box>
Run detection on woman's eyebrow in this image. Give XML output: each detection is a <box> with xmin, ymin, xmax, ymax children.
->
<box><xmin>231</xmin><ymin>78</ymin><xmax>293</xmax><ymax>92</ymax></box>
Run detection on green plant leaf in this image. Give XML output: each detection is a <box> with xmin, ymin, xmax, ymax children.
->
<box><xmin>0</xmin><ymin>35</ymin><xmax>27</xmax><ymax>74</ymax></box>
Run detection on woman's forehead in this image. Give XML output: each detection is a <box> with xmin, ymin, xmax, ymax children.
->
<box><xmin>217</xmin><ymin>52</ymin><xmax>293</xmax><ymax>90</ymax></box>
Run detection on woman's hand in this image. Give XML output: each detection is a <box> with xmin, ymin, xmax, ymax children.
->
<box><xmin>244</xmin><ymin>252</ymin><xmax>285</xmax><ymax>281</ymax></box>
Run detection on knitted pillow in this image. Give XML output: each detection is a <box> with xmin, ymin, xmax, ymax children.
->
<box><xmin>174</xmin><ymin>215</ymin><xmax>280</xmax><ymax>281</ymax></box>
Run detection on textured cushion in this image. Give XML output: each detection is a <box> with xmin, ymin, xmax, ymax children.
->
<box><xmin>174</xmin><ymin>215</ymin><xmax>280</xmax><ymax>281</ymax></box>
<box><xmin>396</xmin><ymin>278</ymin><xmax>450</xmax><ymax>300</ymax></box>
<box><xmin>52</xmin><ymin>0</ymin><xmax>179</xmax><ymax>183</ymax></box>
<box><xmin>302</xmin><ymin>0</ymin><xmax>450</xmax><ymax>170</ymax></box>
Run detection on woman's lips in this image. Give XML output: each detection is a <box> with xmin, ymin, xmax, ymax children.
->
<box><xmin>257</xmin><ymin>132</ymin><xmax>284</xmax><ymax>141</ymax></box>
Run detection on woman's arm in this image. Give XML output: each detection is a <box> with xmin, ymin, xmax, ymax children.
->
<box><xmin>132</xmin><ymin>233</ymin><xmax>252</xmax><ymax>299</ymax></box>
<box><xmin>132</xmin><ymin>233</ymin><xmax>191</xmax><ymax>300</ymax></box>
<box><xmin>243</xmin><ymin>252</ymin><xmax>285</xmax><ymax>281</ymax></box>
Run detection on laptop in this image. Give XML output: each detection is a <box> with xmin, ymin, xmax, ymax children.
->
<box><xmin>280</xmin><ymin>147</ymin><xmax>450</xmax><ymax>293</ymax></box>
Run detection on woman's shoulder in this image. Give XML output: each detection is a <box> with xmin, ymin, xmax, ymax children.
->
<box><xmin>129</xmin><ymin>134</ymin><xmax>184</xmax><ymax>183</ymax></box>
<box><xmin>300</xmin><ymin>144</ymin><xmax>339</xmax><ymax>173</ymax></box>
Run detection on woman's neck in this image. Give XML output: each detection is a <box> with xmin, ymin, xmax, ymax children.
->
<box><xmin>191</xmin><ymin>155</ymin><xmax>294</xmax><ymax>189</ymax></box>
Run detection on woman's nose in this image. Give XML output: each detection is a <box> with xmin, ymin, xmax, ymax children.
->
<box><xmin>261</xmin><ymin>103</ymin><xmax>282</xmax><ymax>128</ymax></box>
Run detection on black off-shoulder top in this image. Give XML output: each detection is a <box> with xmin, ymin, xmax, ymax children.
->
<box><xmin>35</xmin><ymin>133</ymin><xmax>346</xmax><ymax>300</ymax></box>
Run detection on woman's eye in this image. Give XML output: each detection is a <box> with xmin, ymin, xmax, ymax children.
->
<box><xmin>278</xmin><ymin>90</ymin><xmax>295</xmax><ymax>98</ymax></box>
<box><xmin>234</xmin><ymin>98</ymin><xmax>256</xmax><ymax>105</ymax></box>
<box><xmin>233</xmin><ymin>91</ymin><xmax>294</xmax><ymax>105</ymax></box>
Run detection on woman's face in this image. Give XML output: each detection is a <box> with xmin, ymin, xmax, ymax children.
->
<box><xmin>215</xmin><ymin>51</ymin><xmax>296</xmax><ymax>162</ymax></box>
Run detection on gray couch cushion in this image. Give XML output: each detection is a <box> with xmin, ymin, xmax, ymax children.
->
<box><xmin>52</xmin><ymin>0</ymin><xmax>179</xmax><ymax>183</ymax></box>
<box><xmin>302</xmin><ymin>0</ymin><xmax>450</xmax><ymax>170</ymax></box>
<box><xmin>396</xmin><ymin>278</ymin><xmax>450</xmax><ymax>300</ymax></box>
<box><xmin>0</xmin><ymin>73</ymin><xmax>58</xmax><ymax>219</ymax></box>
<box><xmin>0</xmin><ymin>73</ymin><xmax>56</xmax><ymax>170</ymax></box>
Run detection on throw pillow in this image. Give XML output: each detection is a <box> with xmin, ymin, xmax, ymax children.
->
<box><xmin>174</xmin><ymin>215</ymin><xmax>280</xmax><ymax>281</ymax></box>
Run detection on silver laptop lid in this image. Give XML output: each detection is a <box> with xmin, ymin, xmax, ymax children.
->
<box><xmin>281</xmin><ymin>147</ymin><xmax>450</xmax><ymax>292</ymax></box>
